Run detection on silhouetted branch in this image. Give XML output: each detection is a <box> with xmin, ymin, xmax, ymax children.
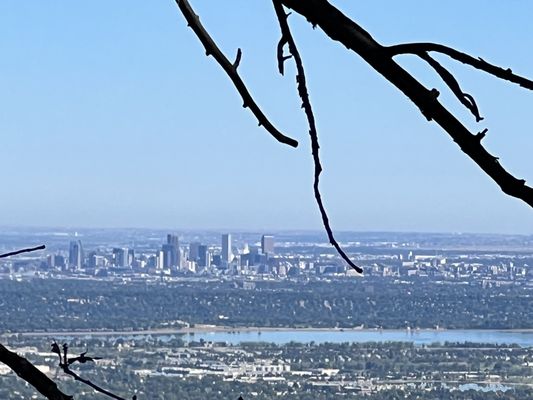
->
<box><xmin>280</xmin><ymin>0</ymin><xmax>533</xmax><ymax>208</ymax></box>
<box><xmin>387</xmin><ymin>42</ymin><xmax>533</xmax><ymax>91</ymax></box>
<box><xmin>0</xmin><ymin>246</ymin><xmax>68</xmax><ymax>399</ymax></box>
<box><xmin>0</xmin><ymin>244</ymin><xmax>45</xmax><ymax>258</ymax></box>
<box><xmin>52</xmin><ymin>343</ymin><xmax>133</xmax><ymax>400</ymax></box>
<box><xmin>418</xmin><ymin>52</ymin><xmax>483</xmax><ymax>122</ymax></box>
<box><xmin>0</xmin><ymin>343</ymin><xmax>73</xmax><ymax>400</ymax></box>
<box><xmin>174</xmin><ymin>0</ymin><xmax>298</xmax><ymax>148</ymax></box>
<box><xmin>273</xmin><ymin>0</ymin><xmax>362</xmax><ymax>274</ymax></box>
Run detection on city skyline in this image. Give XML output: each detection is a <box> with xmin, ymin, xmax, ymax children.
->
<box><xmin>1</xmin><ymin>1</ymin><xmax>532</xmax><ymax>234</ymax></box>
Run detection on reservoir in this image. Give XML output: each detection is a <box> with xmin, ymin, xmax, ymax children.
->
<box><xmin>27</xmin><ymin>329</ymin><xmax>533</xmax><ymax>347</ymax></box>
<box><xmin>185</xmin><ymin>329</ymin><xmax>533</xmax><ymax>347</ymax></box>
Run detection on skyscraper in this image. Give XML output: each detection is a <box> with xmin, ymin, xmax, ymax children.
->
<box><xmin>221</xmin><ymin>233</ymin><xmax>232</xmax><ymax>264</ymax></box>
<box><xmin>112</xmin><ymin>248</ymin><xmax>129</xmax><ymax>267</ymax></box>
<box><xmin>164</xmin><ymin>234</ymin><xmax>181</xmax><ymax>267</ymax></box>
<box><xmin>261</xmin><ymin>235</ymin><xmax>275</xmax><ymax>255</ymax></box>
<box><xmin>198</xmin><ymin>244</ymin><xmax>209</xmax><ymax>267</ymax></box>
<box><xmin>189</xmin><ymin>242</ymin><xmax>200</xmax><ymax>262</ymax></box>
<box><xmin>68</xmin><ymin>240</ymin><xmax>84</xmax><ymax>270</ymax></box>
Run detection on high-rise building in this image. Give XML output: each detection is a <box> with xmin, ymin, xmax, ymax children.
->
<box><xmin>198</xmin><ymin>244</ymin><xmax>209</xmax><ymax>267</ymax></box>
<box><xmin>221</xmin><ymin>234</ymin><xmax>232</xmax><ymax>264</ymax></box>
<box><xmin>167</xmin><ymin>234</ymin><xmax>179</xmax><ymax>248</ymax></box>
<box><xmin>189</xmin><ymin>242</ymin><xmax>200</xmax><ymax>262</ymax></box>
<box><xmin>163</xmin><ymin>234</ymin><xmax>181</xmax><ymax>267</ymax></box>
<box><xmin>112</xmin><ymin>248</ymin><xmax>128</xmax><ymax>267</ymax></box>
<box><xmin>261</xmin><ymin>235</ymin><xmax>275</xmax><ymax>255</ymax></box>
<box><xmin>69</xmin><ymin>240</ymin><xmax>84</xmax><ymax>270</ymax></box>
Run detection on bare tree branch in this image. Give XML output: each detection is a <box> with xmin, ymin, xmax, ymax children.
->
<box><xmin>52</xmin><ymin>343</ymin><xmax>133</xmax><ymax>400</ymax></box>
<box><xmin>280</xmin><ymin>0</ymin><xmax>533</xmax><ymax>208</ymax></box>
<box><xmin>0</xmin><ymin>343</ymin><xmax>73</xmax><ymax>400</ymax></box>
<box><xmin>418</xmin><ymin>51</ymin><xmax>483</xmax><ymax>122</ymax></box>
<box><xmin>273</xmin><ymin>0</ymin><xmax>362</xmax><ymax>274</ymax></box>
<box><xmin>387</xmin><ymin>42</ymin><xmax>533</xmax><ymax>91</ymax></box>
<box><xmin>0</xmin><ymin>245</ymin><xmax>45</xmax><ymax>259</ymax></box>
<box><xmin>174</xmin><ymin>0</ymin><xmax>298</xmax><ymax>148</ymax></box>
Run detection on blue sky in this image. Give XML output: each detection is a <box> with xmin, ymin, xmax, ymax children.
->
<box><xmin>1</xmin><ymin>1</ymin><xmax>532</xmax><ymax>233</ymax></box>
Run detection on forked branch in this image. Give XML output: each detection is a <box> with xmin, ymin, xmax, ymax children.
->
<box><xmin>174</xmin><ymin>0</ymin><xmax>298</xmax><ymax>148</ymax></box>
<box><xmin>52</xmin><ymin>343</ymin><xmax>133</xmax><ymax>400</ymax></box>
<box><xmin>273</xmin><ymin>0</ymin><xmax>362</xmax><ymax>274</ymax></box>
<box><xmin>280</xmin><ymin>0</ymin><xmax>533</xmax><ymax>208</ymax></box>
<box><xmin>387</xmin><ymin>42</ymin><xmax>533</xmax><ymax>91</ymax></box>
<box><xmin>418</xmin><ymin>51</ymin><xmax>483</xmax><ymax>122</ymax></box>
<box><xmin>0</xmin><ymin>343</ymin><xmax>73</xmax><ymax>400</ymax></box>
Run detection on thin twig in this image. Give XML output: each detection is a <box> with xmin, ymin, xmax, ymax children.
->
<box><xmin>273</xmin><ymin>0</ymin><xmax>362</xmax><ymax>274</ymax></box>
<box><xmin>280</xmin><ymin>0</ymin><xmax>533</xmax><ymax>208</ymax></box>
<box><xmin>53</xmin><ymin>343</ymin><xmax>131</xmax><ymax>400</ymax></box>
<box><xmin>418</xmin><ymin>51</ymin><xmax>483</xmax><ymax>122</ymax></box>
<box><xmin>174</xmin><ymin>0</ymin><xmax>298</xmax><ymax>148</ymax></box>
<box><xmin>0</xmin><ymin>245</ymin><xmax>45</xmax><ymax>259</ymax></box>
<box><xmin>387</xmin><ymin>42</ymin><xmax>533</xmax><ymax>91</ymax></box>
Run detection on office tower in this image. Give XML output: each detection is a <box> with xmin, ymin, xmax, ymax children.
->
<box><xmin>87</xmin><ymin>251</ymin><xmax>97</xmax><ymax>268</ymax></box>
<box><xmin>221</xmin><ymin>234</ymin><xmax>232</xmax><ymax>264</ymax></box>
<box><xmin>69</xmin><ymin>240</ymin><xmax>84</xmax><ymax>270</ymax></box>
<box><xmin>189</xmin><ymin>242</ymin><xmax>200</xmax><ymax>262</ymax></box>
<box><xmin>128</xmin><ymin>249</ymin><xmax>135</xmax><ymax>266</ymax></box>
<box><xmin>167</xmin><ymin>234</ymin><xmax>179</xmax><ymax>248</ymax></box>
<box><xmin>112</xmin><ymin>248</ymin><xmax>128</xmax><ymax>267</ymax></box>
<box><xmin>157</xmin><ymin>250</ymin><xmax>165</xmax><ymax>270</ymax></box>
<box><xmin>198</xmin><ymin>244</ymin><xmax>209</xmax><ymax>267</ymax></box>
<box><xmin>161</xmin><ymin>244</ymin><xmax>175</xmax><ymax>268</ymax></box>
<box><xmin>164</xmin><ymin>234</ymin><xmax>181</xmax><ymax>267</ymax></box>
<box><xmin>261</xmin><ymin>235</ymin><xmax>275</xmax><ymax>255</ymax></box>
<box><xmin>212</xmin><ymin>254</ymin><xmax>221</xmax><ymax>267</ymax></box>
<box><xmin>55</xmin><ymin>255</ymin><xmax>66</xmax><ymax>269</ymax></box>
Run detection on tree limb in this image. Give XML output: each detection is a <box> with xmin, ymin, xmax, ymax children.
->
<box><xmin>418</xmin><ymin>51</ymin><xmax>483</xmax><ymax>122</ymax></box>
<box><xmin>174</xmin><ymin>0</ymin><xmax>298</xmax><ymax>148</ymax></box>
<box><xmin>52</xmin><ymin>343</ymin><xmax>132</xmax><ymax>400</ymax></box>
<box><xmin>273</xmin><ymin>0</ymin><xmax>362</xmax><ymax>274</ymax></box>
<box><xmin>281</xmin><ymin>0</ymin><xmax>533</xmax><ymax>208</ymax></box>
<box><xmin>0</xmin><ymin>343</ymin><xmax>73</xmax><ymax>400</ymax></box>
<box><xmin>387</xmin><ymin>42</ymin><xmax>533</xmax><ymax>91</ymax></box>
<box><xmin>0</xmin><ymin>245</ymin><xmax>45</xmax><ymax>258</ymax></box>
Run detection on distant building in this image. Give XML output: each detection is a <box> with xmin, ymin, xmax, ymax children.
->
<box><xmin>112</xmin><ymin>248</ymin><xmax>128</xmax><ymax>267</ymax></box>
<box><xmin>221</xmin><ymin>234</ymin><xmax>232</xmax><ymax>264</ymax></box>
<box><xmin>68</xmin><ymin>240</ymin><xmax>84</xmax><ymax>270</ymax></box>
<box><xmin>163</xmin><ymin>234</ymin><xmax>181</xmax><ymax>268</ymax></box>
<box><xmin>189</xmin><ymin>242</ymin><xmax>200</xmax><ymax>262</ymax></box>
<box><xmin>161</xmin><ymin>244</ymin><xmax>176</xmax><ymax>268</ymax></box>
<box><xmin>261</xmin><ymin>235</ymin><xmax>275</xmax><ymax>255</ymax></box>
<box><xmin>212</xmin><ymin>254</ymin><xmax>222</xmax><ymax>267</ymax></box>
<box><xmin>47</xmin><ymin>254</ymin><xmax>65</xmax><ymax>269</ymax></box>
<box><xmin>198</xmin><ymin>244</ymin><xmax>209</xmax><ymax>267</ymax></box>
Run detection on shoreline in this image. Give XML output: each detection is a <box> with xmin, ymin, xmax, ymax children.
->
<box><xmin>7</xmin><ymin>326</ymin><xmax>533</xmax><ymax>338</ymax></box>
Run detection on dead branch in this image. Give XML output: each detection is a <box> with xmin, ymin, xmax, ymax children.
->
<box><xmin>0</xmin><ymin>245</ymin><xmax>45</xmax><ymax>258</ymax></box>
<box><xmin>280</xmin><ymin>0</ymin><xmax>533</xmax><ymax>208</ymax></box>
<box><xmin>52</xmin><ymin>343</ymin><xmax>132</xmax><ymax>400</ymax></box>
<box><xmin>273</xmin><ymin>0</ymin><xmax>362</xmax><ymax>274</ymax></box>
<box><xmin>174</xmin><ymin>0</ymin><xmax>298</xmax><ymax>148</ymax></box>
<box><xmin>0</xmin><ymin>343</ymin><xmax>73</xmax><ymax>400</ymax></box>
<box><xmin>417</xmin><ymin>51</ymin><xmax>483</xmax><ymax>122</ymax></box>
<box><xmin>387</xmin><ymin>42</ymin><xmax>533</xmax><ymax>91</ymax></box>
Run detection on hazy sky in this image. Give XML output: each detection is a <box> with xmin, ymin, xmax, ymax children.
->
<box><xmin>1</xmin><ymin>1</ymin><xmax>532</xmax><ymax>233</ymax></box>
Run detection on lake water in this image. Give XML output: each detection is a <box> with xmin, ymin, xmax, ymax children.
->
<box><xmin>40</xmin><ymin>329</ymin><xmax>533</xmax><ymax>347</ymax></box>
<box><xmin>178</xmin><ymin>329</ymin><xmax>533</xmax><ymax>346</ymax></box>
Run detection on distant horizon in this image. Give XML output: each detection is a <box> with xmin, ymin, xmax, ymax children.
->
<box><xmin>1</xmin><ymin>224</ymin><xmax>531</xmax><ymax>237</ymax></box>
